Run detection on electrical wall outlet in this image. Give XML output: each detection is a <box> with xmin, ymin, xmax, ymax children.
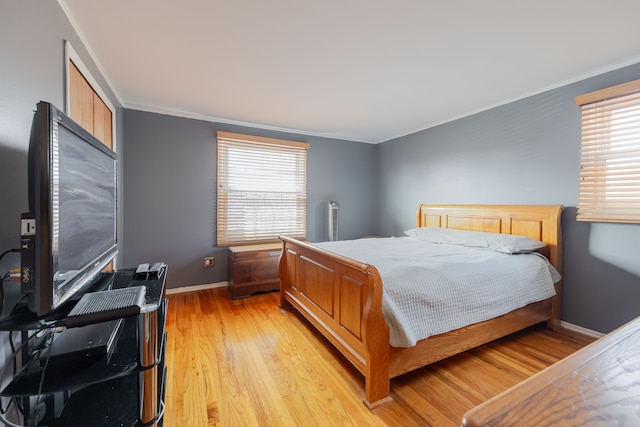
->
<box><xmin>204</xmin><ymin>257</ymin><xmax>215</xmax><ymax>268</ymax></box>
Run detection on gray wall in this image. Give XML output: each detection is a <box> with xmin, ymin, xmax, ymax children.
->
<box><xmin>0</xmin><ymin>2</ymin><xmax>125</xmax><ymax>272</ymax></box>
<box><xmin>378</xmin><ymin>62</ymin><xmax>640</xmax><ymax>334</ymax></box>
<box><xmin>0</xmin><ymin>0</ymin><xmax>123</xmax><ymax>421</ymax></box>
<box><xmin>122</xmin><ymin>110</ymin><xmax>378</xmax><ymax>289</ymax></box>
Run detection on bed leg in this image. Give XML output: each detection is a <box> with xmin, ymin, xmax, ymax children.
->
<box><xmin>279</xmin><ymin>289</ymin><xmax>292</xmax><ymax>309</ymax></box>
<box><xmin>277</xmin><ymin>252</ymin><xmax>291</xmax><ymax>310</ymax></box>
<box><xmin>363</xmin><ymin>384</ymin><xmax>393</xmax><ymax>410</ymax></box>
<box><xmin>547</xmin><ymin>282</ymin><xmax>562</xmax><ymax>331</ymax></box>
<box><xmin>362</xmin><ymin>369</ymin><xmax>392</xmax><ymax>409</ymax></box>
<box><xmin>547</xmin><ymin>317</ymin><xmax>561</xmax><ymax>331</ymax></box>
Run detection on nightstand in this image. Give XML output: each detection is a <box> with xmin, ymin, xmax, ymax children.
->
<box><xmin>227</xmin><ymin>243</ymin><xmax>281</xmax><ymax>299</ymax></box>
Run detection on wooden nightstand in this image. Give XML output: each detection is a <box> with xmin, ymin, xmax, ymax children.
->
<box><xmin>227</xmin><ymin>243</ymin><xmax>282</xmax><ymax>299</ymax></box>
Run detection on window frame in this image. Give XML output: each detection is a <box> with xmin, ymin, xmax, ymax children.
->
<box><xmin>575</xmin><ymin>78</ymin><xmax>640</xmax><ymax>224</ymax></box>
<box><xmin>216</xmin><ymin>132</ymin><xmax>310</xmax><ymax>246</ymax></box>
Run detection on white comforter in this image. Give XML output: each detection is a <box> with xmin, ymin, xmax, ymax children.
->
<box><xmin>314</xmin><ymin>237</ymin><xmax>559</xmax><ymax>347</ymax></box>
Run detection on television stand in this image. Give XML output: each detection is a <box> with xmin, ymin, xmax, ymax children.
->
<box><xmin>0</xmin><ymin>265</ymin><xmax>168</xmax><ymax>427</ymax></box>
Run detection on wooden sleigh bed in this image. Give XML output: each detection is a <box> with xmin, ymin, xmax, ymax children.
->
<box><xmin>278</xmin><ymin>204</ymin><xmax>564</xmax><ymax>409</ymax></box>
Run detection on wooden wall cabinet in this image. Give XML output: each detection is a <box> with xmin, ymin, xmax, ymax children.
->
<box><xmin>69</xmin><ymin>60</ymin><xmax>113</xmax><ymax>149</ymax></box>
<box><xmin>227</xmin><ymin>243</ymin><xmax>281</xmax><ymax>299</ymax></box>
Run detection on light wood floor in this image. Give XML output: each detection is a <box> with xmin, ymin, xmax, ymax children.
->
<box><xmin>163</xmin><ymin>288</ymin><xmax>595</xmax><ymax>427</ymax></box>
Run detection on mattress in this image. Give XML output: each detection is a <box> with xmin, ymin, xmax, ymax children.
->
<box><xmin>314</xmin><ymin>237</ymin><xmax>559</xmax><ymax>347</ymax></box>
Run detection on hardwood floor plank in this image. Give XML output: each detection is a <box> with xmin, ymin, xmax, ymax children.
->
<box><xmin>164</xmin><ymin>288</ymin><xmax>595</xmax><ymax>426</ymax></box>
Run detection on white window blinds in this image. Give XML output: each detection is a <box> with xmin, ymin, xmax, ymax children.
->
<box><xmin>217</xmin><ymin>132</ymin><xmax>309</xmax><ymax>246</ymax></box>
<box><xmin>576</xmin><ymin>79</ymin><xmax>640</xmax><ymax>223</ymax></box>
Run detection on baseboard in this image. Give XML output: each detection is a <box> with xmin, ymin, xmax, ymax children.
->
<box><xmin>165</xmin><ymin>281</ymin><xmax>228</xmax><ymax>295</ymax></box>
<box><xmin>560</xmin><ymin>321</ymin><xmax>604</xmax><ymax>339</ymax></box>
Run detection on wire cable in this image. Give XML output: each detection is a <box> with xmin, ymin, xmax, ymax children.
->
<box><xmin>0</xmin><ymin>272</ymin><xmax>7</xmax><ymax>315</ymax></box>
<box><xmin>32</xmin><ymin>329</ymin><xmax>55</xmax><ymax>424</ymax></box>
<box><xmin>0</xmin><ymin>404</ymin><xmax>27</xmax><ymax>427</ymax></box>
<box><xmin>0</xmin><ymin>249</ymin><xmax>20</xmax><ymax>263</ymax></box>
<box><xmin>0</xmin><ymin>329</ymin><xmax>40</xmax><ymax>427</ymax></box>
<box><xmin>6</xmin><ymin>332</ymin><xmax>24</xmax><ymax>418</ymax></box>
<box><xmin>0</xmin><ymin>248</ymin><xmax>20</xmax><ymax>317</ymax></box>
<box><xmin>0</xmin><ymin>324</ymin><xmax>61</xmax><ymax>427</ymax></box>
<box><xmin>1</xmin><ymin>331</ymin><xmax>18</xmax><ymax>416</ymax></box>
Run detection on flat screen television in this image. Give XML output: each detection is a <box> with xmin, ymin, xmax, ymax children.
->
<box><xmin>21</xmin><ymin>101</ymin><xmax>118</xmax><ymax>317</ymax></box>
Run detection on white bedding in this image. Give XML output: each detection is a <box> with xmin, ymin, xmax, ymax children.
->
<box><xmin>314</xmin><ymin>237</ymin><xmax>559</xmax><ymax>347</ymax></box>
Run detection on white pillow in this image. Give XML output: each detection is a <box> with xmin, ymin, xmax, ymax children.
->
<box><xmin>403</xmin><ymin>227</ymin><xmax>546</xmax><ymax>254</ymax></box>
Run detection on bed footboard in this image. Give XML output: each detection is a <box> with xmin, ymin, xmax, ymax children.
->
<box><xmin>278</xmin><ymin>236</ymin><xmax>392</xmax><ymax>408</ymax></box>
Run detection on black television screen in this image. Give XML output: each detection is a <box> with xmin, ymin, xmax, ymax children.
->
<box><xmin>22</xmin><ymin>101</ymin><xmax>118</xmax><ymax>316</ymax></box>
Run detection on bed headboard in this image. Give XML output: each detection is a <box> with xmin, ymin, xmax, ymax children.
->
<box><xmin>416</xmin><ymin>204</ymin><xmax>564</xmax><ymax>274</ymax></box>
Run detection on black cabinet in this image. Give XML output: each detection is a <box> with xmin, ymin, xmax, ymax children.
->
<box><xmin>0</xmin><ymin>267</ymin><xmax>167</xmax><ymax>426</ymax></box>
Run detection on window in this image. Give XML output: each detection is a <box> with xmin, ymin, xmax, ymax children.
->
<box><xmin>576</xmin><ymin>79</ymin><xmax>640</xmax><ymax>223</ymax></box>
<box><xmin>217</xmin><ymin>132</ymin><xmax>309</xmax><ymax>246</ymax></box>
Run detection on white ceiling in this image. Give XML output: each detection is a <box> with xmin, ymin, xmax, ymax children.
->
<box><xmin>59</xmin><ymin>0</ymin><xmax>640</xmax><ymax>144</ymax></box>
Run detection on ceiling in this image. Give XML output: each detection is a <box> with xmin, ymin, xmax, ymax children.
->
<box><xmin>59</xmin><ymin>0</ymin><xmax>640</xmax><ymax>144</ymax></box>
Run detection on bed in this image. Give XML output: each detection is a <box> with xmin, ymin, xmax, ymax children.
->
<box><xmin>278</xmin><ymin>204</ymin><xmax>563</xmax><ymax>409</ymax></box>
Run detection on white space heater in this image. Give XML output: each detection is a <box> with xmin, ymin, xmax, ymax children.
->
<box><xmin>327</xmin><ymin>201</ymin><xmax>339</xmax><ymax>241</ymax></box>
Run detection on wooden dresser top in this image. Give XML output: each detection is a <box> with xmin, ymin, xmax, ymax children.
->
<box><xmin>462</xmin><ymin>316</ymin><xmax>640</xmax><ymax>426</ymax></box>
